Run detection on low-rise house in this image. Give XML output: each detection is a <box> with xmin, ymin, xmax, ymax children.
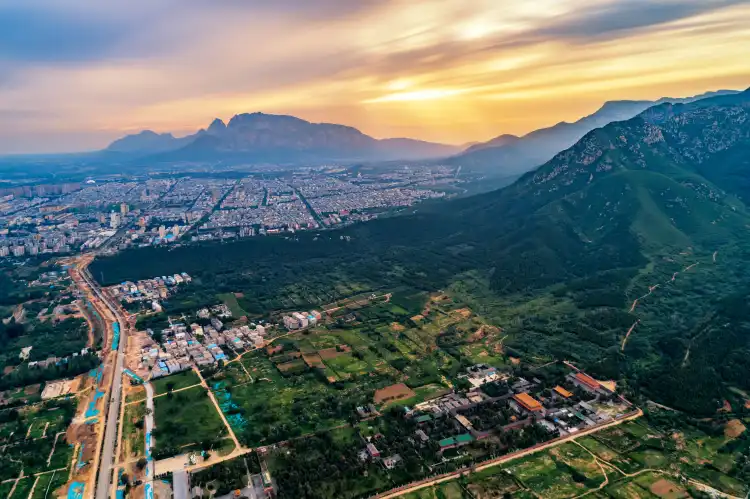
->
<box><xmin>438</xmin><ymin>433</ymin><xmax>474</xmax><ymax>451</ymax></box>
<box><xmin>554</xmin><ymin>385</ymin><xmax>574</xmax><ymax>399</ymax></box>
<box><xmin>382</xmin><ymin>455</ymin><xmax>402</xmax><ymax>469</ymax></box>
<box><xmin>366</xmin><ymin>443</ymin><xmax>380</xmax><ymax>459</ymax></box>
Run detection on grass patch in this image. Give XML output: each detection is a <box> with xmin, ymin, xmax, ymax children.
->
<box><xmin>217</xmin><ymin>352</ymin><xmax>378</xmax><ymax>447</ymax></box>
<box><xmin>10</xmin><ymin>477</ymin><xmax>35</xmax><ymax>499</ymax></box>
<box><xmin>629</xmin><ymin>449</ymin><xmax>670</xmax><ymax>468</ymax></box>
<box><xmin>31</xmin><ymin>470</ymin><xmax>68</xmax><ymax>499</ymax></box>
<box><xmin>468</xmin><ymin>466</ymin><xmax>525</xmax><ymax>497</ymax></box>
<box><xmin>506</xmin><ymin>452</ymin><xmax>590</xmax><ymax>499</ymax></box>
<box><xmin>324</xmin><ymin>354</ymin><xmax>372</xmax><ymax>377</ymax></box>
<box><xmin>605</xmin><ymin>478</ymin><xmax>657</xmax><ymax>499</ymax></box>
<box><xmin>578</xmin><ymin>436</ymin><xmax>642</xmax><ymax>474</ymax></box>
<box><xmin>123</xmin><ymin>400</ymin><xmax>146</xmax><ymax>460</ymax></box>
<box><xmin>594</xmin><ymin>426</ymin><xmax>642</xmax><ymax>454</ymax></box>
<box><xmin>217</xmin><ymin>292</ymin><xmax>248</xmax><ymax>317</ymax></box>
<box><xmin>152</xmin><ymin>370</ymin><xmax>201</xmax><ymax>395</ymax></box>
<box><xmin>0</xmin><ymin>482</ymin><xmax>14</xmax><ymax>498</ymax></box>
<box><xmin>125</xmin><ymin>385</ymin><xmax>146</xmax><ymax>403</ymax></box>
<box><xmin>153</xmin><ymin>386</ymin><xmax>227</xmax><ymax>452</ymax></box>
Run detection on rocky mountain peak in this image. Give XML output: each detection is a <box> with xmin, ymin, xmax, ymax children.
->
<box><xmin>207</xmin><ymin>118</ymin><xmax>226</xmax><ymax>134</ymax></box>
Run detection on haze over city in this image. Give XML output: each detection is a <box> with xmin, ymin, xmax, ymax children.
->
<box><xmin>1</xmin><ymin>0</ymin><xmax>749</xmax><ymax>153</ymax></box>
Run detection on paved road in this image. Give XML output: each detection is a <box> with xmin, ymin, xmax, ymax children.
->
<box><xmin>95</xmin><ymin>344</ymin><xmax>124</xmax><ymax>499</ymax></box>
<box><xmin>80</xmin><ymin>264</ymin><xmax>127</xmax><ymax>499</ymax></box>
<box><xmin>173</xmin><ymin>471</ymin><xmax>189</xmax><ymax>499</ymax></box>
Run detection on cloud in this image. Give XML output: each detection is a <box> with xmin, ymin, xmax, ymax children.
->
<box><xmin>0</xmin><ymin>3</ymin><xmax>129</xmax><ymax>63</ymax></box>
<box><xmin>531</xmin><ymin>0</ymin><xmax>747</xmax><ymax>41</ymax></box>
<box><xmin>0</xmin><ymin>0</ymin><xmax>747</xmax><ymax>153</ymax></box>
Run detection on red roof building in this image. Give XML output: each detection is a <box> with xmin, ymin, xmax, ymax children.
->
<box><xmin>513</xmin><ymin>392</ymin><xmax>543</xmax><ymax>412</ymax></box>
<box><xmin>575</xmin><ymin>372</ymin><xmax>601</xmax><ymax>391</ymax></box>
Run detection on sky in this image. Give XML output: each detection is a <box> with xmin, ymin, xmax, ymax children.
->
<box><xmin>0</xmin><ymin>0</ymin><xmax>749</xmax><ymax>154</ymax></box>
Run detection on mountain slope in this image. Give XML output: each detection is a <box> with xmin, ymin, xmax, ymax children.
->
<box><xmin>105</xmin><ymin>113</ymin><xmax>460</xmax><ymax>163</ymax></box>
<box><xmin>106</xmin><ymin>130</ymin><xmax>194</xmax><ymax>154</ymax></box>
<box><xmin>463</xmin><ymin>134</ymin><xmax>520</xmax><ymax>153</ymax></box>
<box><xmin>453</xmin><ymin>89</ymin><xmax>741</xmax><ymax>176</ymax></box>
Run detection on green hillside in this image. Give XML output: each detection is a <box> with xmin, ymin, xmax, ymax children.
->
<box><xmin>92</xmin><ymin>89</ymin><xmax>750</xmax><ymax>414</ymax></box>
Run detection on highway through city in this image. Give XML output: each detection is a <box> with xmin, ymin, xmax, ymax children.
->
<box><xmin>77</xmin><ymin>260</ymin><xmax>128</xmax><ymax>499</ymax></box>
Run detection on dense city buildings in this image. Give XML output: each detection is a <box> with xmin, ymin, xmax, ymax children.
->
<box><xmin>0</xmin><ymin>166</ymin><xmax>460</xmax><ymax>260</ymax></box>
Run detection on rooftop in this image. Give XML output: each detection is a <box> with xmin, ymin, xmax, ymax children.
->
<box><xmin>554</xmin><ymin>385</ymin><xmax>573</xmax><ymax>398</ymax></box>
<box><xmin>513</xmin><ymin>392</ymin><xmax>543</xmax><ymax>412</ymax></box>
<box><xmin>575</xmin><ymin>372</ymin><xmax>601</xmax><ymax>390</ymax></box>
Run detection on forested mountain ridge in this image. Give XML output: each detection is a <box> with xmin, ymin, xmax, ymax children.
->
<box><xmin>451</xmin><ymin>89</ymin><xmax>742</xmax><ymax>177</ymax></box>
<box><xmin>92</xmin><ymin>88</ymin><xmax>750</xmax><ymax>415</ymax></box>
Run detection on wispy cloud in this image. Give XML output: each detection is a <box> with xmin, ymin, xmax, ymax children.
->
<box><xmin>0</xmin><ymin>0</ymin><xmax>747</xmax><ymax>153</ymax></box>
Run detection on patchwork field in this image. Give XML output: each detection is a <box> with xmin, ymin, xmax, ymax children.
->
<box><xmin>210</xmin><ymin>352</ymin><xmax>370</xmax><ymax>446</ymax></box>
<box><xmin>0</xmin><ymin>398</ymin><xmax>77</xmax><ymax>482</ymax></box>
<box><xmin>395</xmin><ymin>417</ymin><xmax>749</xmax><ymax>499</ymax></box>
<box><xmin>204</xmin><ymin>293</ymin><xmax>500</xmax><ymax>447</ymax></box>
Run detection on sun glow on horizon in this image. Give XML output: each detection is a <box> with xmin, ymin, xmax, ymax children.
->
<box><xmin>0</xmin><ymin>0</ymin><xmax>748</xmax><ymax>153</ymax></box>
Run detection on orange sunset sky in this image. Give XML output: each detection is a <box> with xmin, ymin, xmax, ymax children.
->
<box><xmin>0</xmin><ymin>0</ymin><xmax>749</xmax><ymax>153</ymax></box>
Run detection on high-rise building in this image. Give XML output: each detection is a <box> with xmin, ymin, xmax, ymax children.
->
<box><xmin>120</xmin><ymin>203</ymin><xmax>129</xmax><ymax>215</ymax></box>
<box><xmin>110</xmin><ymin>212</ymin><xmax>121</xmax><ymax>229</ymax></box>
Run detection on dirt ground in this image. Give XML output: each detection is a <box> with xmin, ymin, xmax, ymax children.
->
<box><xmin>725</xmin><ymin>419</ymin><xmax>747</xmax><ymax>438</ymax></box>
<box><xmin>302</xmin><ymin>353</ymin><xmax>325</xmax><ymax>368</ymax></box>
<box><xmin>277</xmin><ymin>360</ymin><xmax>305</xmax><ymax>372</ymax></box>
<box><xmin>24</xmin><ymin>383</ymin><xmax>41</xmax><ymax>395</ymax></box>
<box><xmin>67</xmin><ymin>422</ymin><xmax>98</xmax><ymax>480</ymax></box>
<box><xmin>126</xmin><ymin>332</ymin><xmax>156</xmax><ymax>379</ymax></box>
<box><xmin>374</xmin><ymin>383</ymin><xmax>416</xmax><ymax>404</ymax></box>
<box><xmin>153</xmin><ymin>478</ymin><xmax>173</xmax><ymax>499</ymax></box>
<box><xmin>452</xmin><ymin>308</ymin><xmax>472</xmax><ymax>318</ymax></box>
<box><xmin>42</xmin><ymin>377</ymin><xmax>81</xmax><ymax>399</ymax></box>
<box><xmin>318</xmin><ymin>345</ymin><xmax>351</xmax><ymax>359</ymax></box>
<box><xmin>270</xmin><ymin>352</ymin><xmax>301</xmax><ymax>363</ymax></box>
<box><xmin>390</xmin><ymin>322</ymin><xmax>405</xmax><ymax>332</ymax></box>
<box><xmin>650</xmin><ymin>479</ymin><xmax>688</xmax><ymax>499</ymax></box>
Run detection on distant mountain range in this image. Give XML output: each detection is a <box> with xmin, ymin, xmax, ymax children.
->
<box><xmin>106</xmin><ymin>89</ymin><xmax>740</xmax><ymax>170</ymax></box>
<box><xmin>450</xmin><ymin>89</ymin><xmax>741</xmax><ymax>175</ymax></box>
<box><xmin>105</xmin><ymin>113</ymin><xmax>461</xmax><ymax>163</ymax></box>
